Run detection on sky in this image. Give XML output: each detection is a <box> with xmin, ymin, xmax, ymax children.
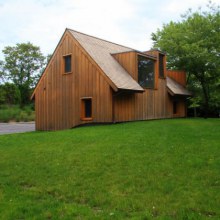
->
<box><xmin>0</xmin><ymin>0</ymin><xmax>219</xmax><ymax>59</ymax></box>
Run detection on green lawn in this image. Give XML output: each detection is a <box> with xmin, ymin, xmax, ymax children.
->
<box><xmin>0</xmin><ymin>119</ymin><xmax>219</xmax><ymax>219</ymax></box>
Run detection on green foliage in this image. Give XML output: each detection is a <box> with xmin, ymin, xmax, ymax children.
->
<box><xmin>0</xmin><ymin>119</ymin><xmax>220</xmax><ymax>219</ymax></box>
<box><xmin>0</xmin><ymin>83</ymin><xmax>21</xmax><ymax>105</ymax></box>
<box><xmin>1</xmin><ymin>42</ymin><xmax>45</xmax><ymax>105</ymax></box>
<box><xmin>0</xmin><ymin>86</ymin><xmax>6</xmax><ymax>104</ymax></box>
<box><xmin>152</xmin><ymin>2</ymin><xmax>220</xmax><ymax>116</ymax></box>
<box><xmin>0</xmin><ymin>60</ymin><xmax>5</xmax><ymax>84</ymax></box>
<box><xmin>46</xmin><ymin>53</ymin><xmax>52</xmax><ymax>63</ymax></box>
<box><xmin>0</xmin><ymin>105</ymin><xmax>35</xmax><ymax>122</ymax></box>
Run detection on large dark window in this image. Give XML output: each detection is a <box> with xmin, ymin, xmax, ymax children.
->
<box><xmin>63</xmin><ymin>55</ymin><xmax>71</xmax><ymax>73</ymax></box>
<box><xmin>138</xmin><ymin>55</ymin><xmax>155</xmax><ymax>89</ymax></box>
<box><xmin>159</xmin><ymin>54</ymin><xmax>165</xmax><ymax>78</ymax></box>
<box><xmin>81</xmin><ymin>98</ymin><xmax>92</xmax><ymax>120</ymax></box>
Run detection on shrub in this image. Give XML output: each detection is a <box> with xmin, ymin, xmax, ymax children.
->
<box><xmin>0</xmin><ymin>83</ymin><xmax>21</xmax><ymax>105</ymax></box>
<box><xmin>0</xmin><ymin>105</ymin><xmax>35</xmax><ymax>122</ymax></box>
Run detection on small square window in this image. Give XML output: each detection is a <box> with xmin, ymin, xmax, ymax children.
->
<box><xmin>81</xmin><ymin>98</ymin><xmax>92</xmax><ymax>120</ymax></box>
<box><xmin>63</xmin><ymin>55</ymin><xmax>71</xmax><ymax>73</ymax></box>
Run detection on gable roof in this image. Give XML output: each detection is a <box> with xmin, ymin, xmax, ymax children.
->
<box><xmin>166</xmin><ymin>77</ymin><xmax>192</xmax><ymax>96</ymax></box>
<box><xmin>68</xmin><ymin>29</ymin><xmax>144</xmax><ymax>92</ymax></box>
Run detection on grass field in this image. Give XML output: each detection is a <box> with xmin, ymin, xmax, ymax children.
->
<box><xmin>0</xmin><ymin>119</ymin><xmax>219</xmax><ymax>219</ymax></box>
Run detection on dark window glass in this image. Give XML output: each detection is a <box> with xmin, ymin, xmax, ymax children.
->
<box><xmin>159</xmin><ymin>54</ymin><xmax>164</xmax><ymax>77</ymax></box>
<box><xmin>173</xmin><ymin>101</ymin><xmax>178</xmax><ymax>114</ymax></box>
<box><xmin>81</xmin><ymin>98</ymin><xmax>92</xmax><ymax>120</ymax></box>
<box><xmin>84</xmin><ymin>99</ymin><xmax>92</xmax><ymax>118</ymax></box>
<box><xmin>138</xmin><ymin>55</ymin><xmax>155</xmax><ymax>89</ymax></box>
<box><xmin>64</xmin><ymin>55</ymin><xmax>71</xmax><ymax>73</ymax></box>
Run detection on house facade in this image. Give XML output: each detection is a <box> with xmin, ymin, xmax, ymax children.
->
<box><xmin>31</xmin><ymin>29</ymin><xmax>191</xmax><ymax>130</ymax></box>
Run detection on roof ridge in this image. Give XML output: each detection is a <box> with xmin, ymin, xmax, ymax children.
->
<box><xmin>67</xmin><ymin>28</ymin><xmax>135</xmax><ymax>51</ymax></box>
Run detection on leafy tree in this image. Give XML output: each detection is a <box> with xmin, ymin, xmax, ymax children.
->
<box><xmin>46</xmin><ymin>53</ymin><xmax>52</xmax><ymax>63</ymax></box>
<box><xmin>0</xmin><ymin>60</ymin><xmax>5</xmax><ymax>84</ymax></box>
<box><xmin>0</xmin><ymin>83</ymin><xmax>21</xmax><ymax>105</ymax></box>
<box><xmin>2</xmin><ymin>42</ymin><xmax>45</xmax><ymax>105</ymax></box>
<box><xmin>0</xmin><ymin>86</ymin><xmax>6</xmax><ymax>104</ymax></box>
<box><xmin>152</xmin><ymin>2</ymin><xmax>220</xmax><ymax>116</ymax></box>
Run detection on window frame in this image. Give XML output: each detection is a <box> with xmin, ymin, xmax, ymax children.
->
<box><xmin>81</xmin><ymin>97</ymin><xmax>93</xmax><ymax>121</ymax></box>
<box><xmin>159</xmin><ymin>53</ymin><xmax>165</xmax><ymax>78</ymax></box>
<box><xmin>63</xmin><ymin>54</ymin><xmax>72</xmax><ymax>74</ymax></box>
<box><xmin>137</xmin><ymin>55</ymin><xmax>156</xmax><ymax>89</ymax></box>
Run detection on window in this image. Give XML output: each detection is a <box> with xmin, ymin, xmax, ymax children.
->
<box><xmin>138</xmin><ymin>55</ymin><xmax>155</xmax><ymax>89</ymax></box>
<box><xmin>159</xmin><ymin>54</ymin><xmax>165</xmax><ymax>78</ymax></box>
<box><xmin>81</xmin><ymin>98</ymin><xmax>92</xmax><ymax>120</ymax></box>
<box><xmin>63</xmin><ymin>55</ymin><xmax>72</xmax><ymax>73</ymax></box>
<box><xmin>173</xmin><ymin>100</ymin><xmax>178</xmax><ymax>114</ymax></box>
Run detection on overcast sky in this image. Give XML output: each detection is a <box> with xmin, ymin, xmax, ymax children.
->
<box><xmin>0</xmin><ymin>0</ymin><xmax>219</xmax><ymax>59</ymax></box>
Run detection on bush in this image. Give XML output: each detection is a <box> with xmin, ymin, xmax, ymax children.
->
<box><xmin>0</xmin><ymin>105</ymin><xmax>35</xmax><ymax>122</ymax></box>
<box><xmin>0</xmin><ymin>83</ymin><xmax>21</xmax><ymax>105</ymax></box>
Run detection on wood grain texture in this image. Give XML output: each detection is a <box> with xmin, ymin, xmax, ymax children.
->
<box><xmin>166</xmin><ymin>70</ymin><xmax>186</xmax><ymax>86</ymax></box>
<box><xmin>34</xmin><ymin>32</ymin><xmax>187</xmax><ymax>130</ymax></box>
<box><xmin>113</xmin><ymin>79</ymin><xmax>180</xmax><ymax>122</ymax></box>
<box><xmin>35</xmin><ymin>31</ymin><xmax>113</xmax><ymax>130</ymax></box>
<box><xmin>113</xmin><ymin>51</ymin><xmax>187</xmax><ymax>122</ymax></box>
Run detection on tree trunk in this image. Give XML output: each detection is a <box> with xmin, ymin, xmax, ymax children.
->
<box><xmin>194</xmin><ymin>107</ymin><xmax>197</xmax><ymax>117</ymax></box>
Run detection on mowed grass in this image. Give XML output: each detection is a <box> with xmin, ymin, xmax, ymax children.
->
<box><xmin>0</xmin><ymin>119</ymin><xmax>219</xmax><ymax>219</ymax></box>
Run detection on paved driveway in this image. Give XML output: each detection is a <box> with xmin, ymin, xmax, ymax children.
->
<box><xmin>0</xmin><ymin>122</ymin><xmax>35</xmax><ymax>135</ymax></box>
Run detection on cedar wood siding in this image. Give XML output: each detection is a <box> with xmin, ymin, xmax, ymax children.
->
<box><xmin>35</xmin><ymin>31</ymin><xmax>113</xmax><ymax>130</ymax></box>
<box><xmin>34</xmin><ymin>31</ymin><xmax>187</xmax><ymax>130</ymax></box>
<box><xmin>112</xmin><ymin>51</ymin><xmax>186</xmax><ymax>121</ymax></box>
<box><xmin>166</xmin><ymin>70</ymin><xmax>187</xmax><ymax>117</ymax></box>
<box><xmin>166</xmin><ymin>70</ymin><xmax>186</xmax><ymax>86</ymax></box>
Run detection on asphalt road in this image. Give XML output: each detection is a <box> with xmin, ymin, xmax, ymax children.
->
<box><xmin>0</xmin><ymin>122</ymin><xmax>35</xmax><ymax>135</ymax></box>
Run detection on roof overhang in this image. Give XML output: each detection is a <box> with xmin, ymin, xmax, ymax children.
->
<box><xmin>166</xmin><ymin>77</ymin><xmax>192</xmax><ymax>97</ymax></box>
<box><xmin>117</xmin><ymin>88</ymin><xmax>144</xmax><ymax>93</ymax></box>
<box><xmin>111</xmin><ymin>50</ymin><xmax>157</xmax><ymax>60</ymax></box>
<box><xmin>144</xmin><ymin>49</ymin><xmax>167</xmax><ymax>55</ymax></box>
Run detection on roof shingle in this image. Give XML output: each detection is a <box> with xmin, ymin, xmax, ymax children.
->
<box><xmin>69</xmin><ymin>29</ymin><xmax>144</xmax><ymax>92</ymax></box>
<box><xmin>166</xmin><ymin>77</ymin><xmax>192</xmax><ymax>96</ymax></box>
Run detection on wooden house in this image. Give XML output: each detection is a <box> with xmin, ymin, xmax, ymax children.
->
<box><xmin>31</xmin><ymin>28</ymin><xmax>191</xmax><ymax>130</ymax></box>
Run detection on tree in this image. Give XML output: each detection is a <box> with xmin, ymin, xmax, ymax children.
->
<box><xmin>2</xmin><ymin>42</ymin><xmax>45</xmax><ymax>105</ymax></box>
<box><xmin>151</xmin><ymin>2</ymin><xmax>220</xmax><ymax>117</ymax></box>
<box><xmin>0</xmin><ymin>60</ymin><xmax>5</xmax><ymax>84</ymax></box>
<box><xmin>0</xmin><ymin>83</ymin><xmax>21</xmax><ymax>105</ymax></box>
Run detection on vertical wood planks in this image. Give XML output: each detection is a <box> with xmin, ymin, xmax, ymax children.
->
<box><xmin>34</xmin><ymin>31</ymin><xmax>113</xmax><ymax>130</ymax></box>
<box><xmin>34</xmin><ymin>31</ymin><xmax>187</xmax><ymax>131</ymax></box>
<box><xmin>166</xmin><ymin>70</ymin><xmax>186</xmax><ymax>86</ymax></box>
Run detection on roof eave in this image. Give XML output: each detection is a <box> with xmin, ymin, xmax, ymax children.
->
<box><xmin>111</xmin><ymin>51</ymin><xmax>157</xmax><ymax>60</ymax></box>
<box><xmin>167</xmin><ymin>87</ymin><xmax>192</xmax><ymax>97</ymax></box>
<box><xmin>118</xmin><ymin>88</ymin><xmax>144</xmax><ymax>93</ymax></box>
<box><xmin>31</xmin><ymin>28</ymin><xmax>70</xmax><ymax>100</ymax></box>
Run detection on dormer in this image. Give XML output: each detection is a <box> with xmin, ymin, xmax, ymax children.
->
<box><xmin>112</xmin><ymin>50</ymin><xmax>165</xmax><ymax>90</ymax></box>
<box><xmin>144</xmin><ymin>49</ymin><xmax>166</xmax><ymax>76</ymax></box>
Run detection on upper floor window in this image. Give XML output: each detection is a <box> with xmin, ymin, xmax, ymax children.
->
<box><xmin>63</xmin><ymin>54</ymin><xmax>72</xmax><ymax>73</ymax></box>
<box><xmin>159</xmin><ymin>54</ymin><xmax>165</xmax><ymax>78</ymax></box>
<box><xmin>138</xmin><ymin>55</ymin><xmax>155</xmax><ymax>89</ymax></box>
